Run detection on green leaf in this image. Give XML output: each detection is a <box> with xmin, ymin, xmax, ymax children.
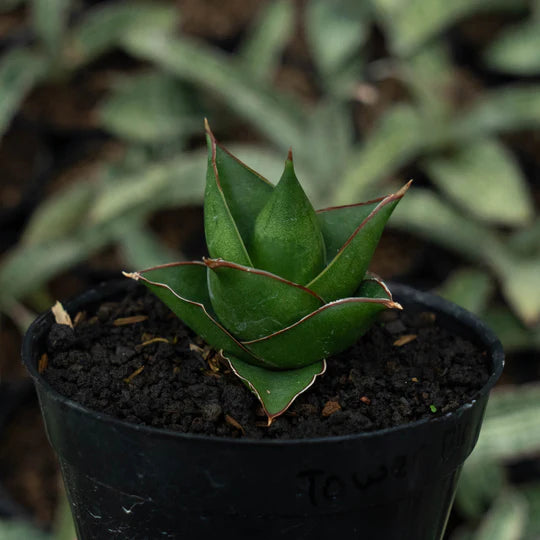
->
<box><xmin>390</xmin><ymin>187</ymin><xmax>505</xmax><ymax>266</ymax></box>
<box><xmin>470</xmin><ymin>384</ymin><xmax>540</xmax><ymax>462</ymax></box>
<box><xmin>425</xmin><ymin>138</ymin><xmax>533</xmax><ymax>226</ymax></box>
<box><xmin>98</xmin><ymin>72</ymin><xmax>202</xmax><ymax>143</ymax></box>
<box><xmin>473</xmin><ymin>489</ymin><xmax>528</xmax><ymax>540</ymax></box>
<box><xmin>67</xmin><ymin>1</ymin><xmax>178</xmax><ymax>67</ymax></box>
<box><xmin>305</xmin><ymin>0</ymin><xmax>370</xmax><ymax>80</ymax></box>
<box><xmin>226</xmin><ymin>355</ymin><xmax>326</xmax><ymax>422</ymax></box>
<box><xmin>302</xmin><ymin>101</ymin><xmax>354</xmax><ymax>205</ymax></box>
<box><xmin>205</xmin><ymin>125</ymin><xmax>274</xmax><ymax>248</ymax></box>
<box><xmin>121</xmin><ymin>30</ymin><xmax>306</xmax><ymax>153</ymax></box>
<box><xmin>522</xmin><ymin>483</ymin><xmax>540</xmax><ymax>540</ymax></box>
<box><xmin>128</xmin><ymin>263</ymin><xmax>260</xmax><ymax>365</ymax></box>
<box><xmin>31</xmin><ymin>0</ymin><xmax>70</xmax><ymax>59</ymax></box>
<box><xmin>457</xmin><ymin>86</ymin><xmax>540</xmax><ymax>137</ymax></box>
<box><xmin>437</xmin><ymin>268</ymin><xmax>494</xmax><ymax>315</ymax></box>
<box><xmin>308</xmin><ymin>183</ymin><xmax>410</xmax><ymax>301</ymax></box>
<box><xmin>119</xmin><ymin>223</ymin><xmax>182</xmax><ymax>269</ymax></box>
<box><xmin>356</xmin><ymin>276</ymin><xmax>393</xmax><ymax>299</ymax></box>
<box><xmin>456</xmin><ymin>459</ymin><xmax>506</xmax><ymax>519</ymax></box>
<box><xmin>333</xmin><ymin>105</ymin><xmax>426</xmax><ymax>204</ymax></box>
<box><xmin>239</xmin><ymin>0</ymin><xmax>294</xmax><ymax>81</ymax></box>
<box><xmin>204</xmin><ymin>129</ymin><xmax>262</xmax><ymax>267</ymax></box>
<box><xmin>317</xmin><ymin>196</ymin><xmax>387</xmax><ymax>260</ymax></box>
<box><xmin>90</xmin><ymin>153</ymin><xmax>206</xmax><ymax>223</ymax></box>
<box><xmin>485</xmin><ymin>22</ymin><xmax>540</xmax><ymax>75</ymax></box>
<box><xmin>0</xmin><ymin>216</ymin><xmax>130</xmax><ymax>307</ymax></box>
<box><xmin>251</xmin><ymin>153</ymin><xmax>326</xmax><ymax>284</ymax></box>
<box><xmin>0</xmin><ymin>520</ymin><xmax>49</xmax><ymax>540</ymax></box>
<box><xmin>205</xmin><ymin>259</ymin><xmax>323</xmax><ymax>342</ymax></box>
<box><xmin>243</xmin><ymin>295</ymin><xmax>400</xmax><ymax>369</ymax></box>
<box><xmin>22</xmin><ymin>181</ymin><xmax>96</xmax><ymax>245</ymax></box>
<box><xmin>372</xmin><ymin>0</ymin><xmax>526</xmax><ymax>56</ymax></box>
<box><xmin>482</xmin><ymin>306</ymin><xmax>540</xmax><ymax>352</ymax></box>
<box><xmin>497</xmin><ymin>257</ymin><xmax>540</xmax><ymax>326</ymax></box>
<box><xmin>0</xmin><ymin>49</ymin><xmax>47</xmax><ymax>139</ymax></box>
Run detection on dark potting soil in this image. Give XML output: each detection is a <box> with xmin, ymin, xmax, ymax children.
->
<box><xmin>43</xmin><ymin>286</ymin><xmax>490</xmax><ymax>439</ymax></box>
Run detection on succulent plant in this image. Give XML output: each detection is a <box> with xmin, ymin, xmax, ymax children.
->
<box><xmin>124</xmin><ymin>121</ymin><xmax>409</xmax><ymax>423</ymax></box>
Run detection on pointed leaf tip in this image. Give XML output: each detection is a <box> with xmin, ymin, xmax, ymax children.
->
<box><xmin>225</xmin><ymin>354</ymin><xmax>327</xmax><ymax>420</ymax></box>
<box><xmin>250</xmin><ymin>155</ymin><xmax>325</xmax><ymax>284</ymax></box>
<box><xmin>287</xmin><ymin>147</ymin><xmax>293</xmax><ymax>162</ymax></box>
<box><xmin>308</xmin><ymin>181</ymin><xmax>411</xmax><ymax>301</ymax></box>
<box><xmin>122</xmin><ymin>271</ymin><xmax>140</xmax><ymax>280</ymax></box>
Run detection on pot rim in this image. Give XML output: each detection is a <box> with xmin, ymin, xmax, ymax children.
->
<box><xmin>22</xmin><ymin>279</ymin><xmax>504</xmax><ymax>446</ymax></box>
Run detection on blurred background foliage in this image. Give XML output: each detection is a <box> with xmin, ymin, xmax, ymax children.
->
<box><xmin>0</xmin><ymin>0</ymin><xmax>539</xmax><ymax>538</ymax></box>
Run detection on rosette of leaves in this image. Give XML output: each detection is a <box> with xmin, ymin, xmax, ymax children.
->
<box><xmin>125</xmin><ymin>121</ymin><xmax>409</xmax><ymax>423</ymax></box>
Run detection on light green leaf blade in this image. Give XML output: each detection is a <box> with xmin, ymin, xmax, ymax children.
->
<box><xmin>121</xmin><ymin>30</ymin><xmax>306</xmax><ymax>153</ymax></box>
<box><xmin>239</xmin><ymin>0</ymin><xmax>294</xmax><ymax>81</ymax></box>
<box><xmin>497</xmin><ymin>257</ymin><xmax>540</xmax><ymax>326</ymax></box>
<box><xmin>522</xmin><ymin>483</ymin><xmax>540</xmax><ymax>540</ymax></box>
<box><xmin>485</xmin><ymin>22</ymin><xmax>540</xmax><ymax>75</ymax></box>
<box><xmin>22</xmin><ymin>180</ymin><xmax>96</xmax><ymax>245</ymax></box>
<box><xmin>437</xmin><ymin>268</ymin><xmax>494</xmax><ymax>315</ymax></box>
<box><xmin>470</xmin><ymin>384</ymin><xmax>540</xmax><ymax>463</ymax></box>
<box><xmin>456</xmin><ymin>459</ymin><xmax>506</xmax><ymax>519</ymax></box>
<box><xmin>305</xmin><ymin>0</ymin><xmax>370</xmax><ymax>79</ymax></box>
<box><xmin>334</xmin><ymin>105</ymin><xmax>426</xmax><ymax>204</ymax></box>
<box><xmin>90</xmin><ymin>152</ymin><xmax>206</xmax><ymax>224</ymax></box>
<box><xmin>205</xmin><ymin>259</ymin><xmax>323</xmax><ymax>342</ymax></box>
<box><xmin>482</xmin><ymin>306</ymin><xmax>540</xmax><ymax>352</ymax></box>
<box><xmin>308</xmin><ymin>183</ymin><xmax>409</xmax><ymax>301</ymax></box>
<box><xmin>425</xmin><ymin>138</ymin><xmax>533</xmax><ymax>226</ymax></box>
<box><xmin>243</xmin><ymin>294</ymin><xmax>400</xmax><ymax>369</ymax></box>
<box><xmin>226</xmin><ymin>355</ymin><xmax>326</xmax><ymax>421</ymax></box>
<box><xmin>0</xmin><ymin>216</ymin><xmax>130</xmax><ymax>307</ymax></box>
<box><xmin>120</xmin><ymin>223</ymin><xmax>182</xmax><ymax>269</ymax></box>
<box><xmin>390</xmin><ymin>187</ymin><xmax>506</xmax><ymax>267</ymax></box>
<box><xmin>473</xmin><ymin>489</ymin><xmax>528</xmax><ymax>540</ymax></box>
<box><xmin>302</xmin><ymin>100</ymin><xmax>354</xmax><ymax>205</ymax></box>
<box><xmin>457</xmin><ymin>86</ymin><xmax>540</xmax><ymax>137</ymax></box>
<box><xmin>372</xmin><ymin>0</ymin><xmax>526</xmax><ymax>56</ymax></box>
<box><xmin>0</xmin><ymin>49</ymin><xmax>47</xmax><ymax>139</ymax></box>
<box><xmin>98</xmin><ymin>72</ymin><xmax>202</xmax><ymax>143</ymax></box>
<box><xmin>0</xmin><ymin>520</ymin><xmax>49</xmax><ymax>540</ymax></box>
<box><xmin>31</xmin><ymin>0</ymin><xmax>70</xmax><ymax>58</ymax></box>
<box><xmin>67</xmin><ymin>1</ymin><xmax>178</xmax><ymax>67</ymax></box>
<box><xmin>130</xmin><ymin>263</ymin><xmax>258</xmax><ymax>364</ymax></box>
<box><xmin>251</xmin><ymin>154</ymin><xmax>326</xmax><ymax>284</ymax></box>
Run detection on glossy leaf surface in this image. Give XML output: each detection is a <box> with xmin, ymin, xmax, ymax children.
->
<box><xmin>243</xmin><ymin>294</ymin><xmax>399</xmax><ymax>369</ymax></box>
<box><xmin>204</xmin><ymin>130</ymin><xmax>252</xmax><ymax>267</ymax></box>
<box><xmin>205</xmin><ymin>123</ymin><xmax>274</xmax><ymax>245</ymax></box>
<box><xmin>308</xmin><ymin>183</ymin><xmax>410</xmax><ymax>301</ymax></box>
<box><xmin>251</xmin><ymin>154</ymin><xmax>326</xmax><ymax>284</ymax></box>
<box><xmin>317</xmin><ymin>198</ymin><xmax>386</xmax><ymax>260</ymax></box>
<box><xmin>129</xmin><ymin>263</ymin><xmax>258</xmax><ymax>364</ymax></box>
<box><xmin>206</xmin><ymin>259</ymin><xmax>323</xmax><ymax>342</ymax></box>
<box><xmin>226</xmin><ymin>355</ymin><xmax>326</xmax><ymax>420</ymax></box>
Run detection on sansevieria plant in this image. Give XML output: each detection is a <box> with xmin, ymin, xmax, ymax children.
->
<box><xmin>124</xmin><ymin>121</ymin><xmax>410</xmax><ymax>423</ymax></box>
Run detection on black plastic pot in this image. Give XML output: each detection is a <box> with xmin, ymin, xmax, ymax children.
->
<box><xmin>23</xmin><ymin>281</ymin><xmax>504</xmax><ymax>540</ymax></box>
